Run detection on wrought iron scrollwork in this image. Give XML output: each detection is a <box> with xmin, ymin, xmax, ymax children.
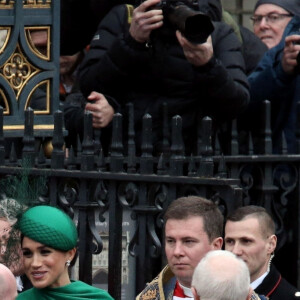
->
<box><xmin>1</xmin><ymin>45</ymin><xmax>38</xmax><ymax>99</ymax></box>
<box><xmin>147</xmin><ymin>218</ymin><xmax>161</xmax><ymax>258</ymax></box>
<box><xmin>239</xmin><ymin>164</ymin><xmax>255</xmax><ymax>206</ymax></box>
<box><xmin>128</xmin><ymin>225</ymin><xmax>138</xmax><ymax>257</ymax></box>
<box><xmin>88</xmin><ymin>210</ymin><xmax>103</xmax><ymax>254</ymax></box>
<box><xmin>273</xmin><ymin>164</ymin><xmax>298</xmax><ymax>206</ymax></box>
<box><xmin>57</xmin><ymin>178</ymin><xmax>79</xmax><ymax>218</ymax></box>
<box><xmin>129</xmin><ymin>183</ymin><xmax>165</xmax><ymax>258</ymax></box>
<box><xmin>90</xmin><ymin>180</ymin><xmax>109</xmax><ymax>223</ymax></box>
<box><xmin>147</xmin><ymin>184</ymin><xmax>166</xmax><ymax>257</ymax></box>
<box><xmin>272</xmin><ymin>163</ymin><xmax>298</xmax><ymax>248</ymax></box>
<box><xmin>121</xmin><ymin>182</ymin><xmax>139</xmax><ymax>257</ymax></box>
<box><xmin>153</xmin><ymin>184</ymin><xmax>167</xmax><ymax>228</ymax></box>
<box><xmin>91</xmin><ymin>180</ymin><xmax>109</xmax><ymax>208</ymax></box>
<box><xmin>118</xmin><ymin>182</ymin><xmax>138</xmax><ymax>208</ymax></box>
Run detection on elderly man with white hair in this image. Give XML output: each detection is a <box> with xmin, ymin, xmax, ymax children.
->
<box><xmin>191</xmin><ymin>250</ymin><xmax>267</xmax><ymax>300</ymax></box>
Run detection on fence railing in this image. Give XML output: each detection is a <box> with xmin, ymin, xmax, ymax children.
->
<box><xmin>0</xmin><ymin>2</ymin><xmax>299</xmax><ymax>299</ymax></box>
<box><xmin>0</xmin><ymin>98</ymin><xmax>300</xmax><ymax>298</ymax></box>
<box><xmin>0</xmin><ymin>106</ymin><xmax>244</xmax><ymax>298</ymax></box>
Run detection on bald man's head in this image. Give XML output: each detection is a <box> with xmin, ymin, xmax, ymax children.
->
<box><xmin>0</xmin><ymin>263</ymin><xmax>17</xmax><ymax>300</ymax></box>
<box><xmin>192</xmin><ymin>250</ymin><xmax>251</xmax><ymax>300</ymax></box>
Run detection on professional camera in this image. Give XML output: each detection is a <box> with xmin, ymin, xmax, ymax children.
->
<box><xmin>141</xmin><ymin>0</ymin><xmax>214</xmax><ymax>44</ymax></box>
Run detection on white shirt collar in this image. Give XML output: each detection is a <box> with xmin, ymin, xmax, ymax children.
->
<box><xmin>250</xmin><ymin>271</ymin><xmax>269</xmax><ymax>290</ymax></box>
<box><xmin>15</xmin><ymin>276</ymin><xmax>23</xmax><ymax>292</ymax></box>
<box><xmin>179</xmin><ymin>282</ymin><xmax>194</xmax><ymax>298</ymax></box>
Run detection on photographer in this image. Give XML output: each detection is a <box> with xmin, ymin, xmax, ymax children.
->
<box><xmin>239</xmin><ymin>0</ymin><xmax>300</xmax><ymax>153</ymax></box>
<box><xmin>78</xmin><ymin>0</ymin><xmax>249</xmax><ymax>154</ymax></box>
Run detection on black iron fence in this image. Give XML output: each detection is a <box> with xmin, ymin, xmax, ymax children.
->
<box><xmin>0</xmin><ymin>2</ymin><xmax>299</xmax><ymax>299</ymax></box>
<box><xmin>215</xmin><ymin>100</ymin><xmax>300</xmax><ymax>291</ymax></box>
<box><xmin>0</xmin><ymin>98</ymin><xmax>299</xmax><ymax>299</ymax></box>
<box><xmin>0</xmin><ymin>105</ymin><xmax>243</xmax><ymax>299</ymax></box>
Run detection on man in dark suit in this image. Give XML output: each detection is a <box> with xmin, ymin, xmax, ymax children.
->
<box><xmin>224</xmin><ymin>205</ymin><xmax>300</xmax><ymax>300</ymax></box>
<box><xmin>60</xmin><ymin>0</ymin><xmax>136</xmax><ymax>56</ymax></box>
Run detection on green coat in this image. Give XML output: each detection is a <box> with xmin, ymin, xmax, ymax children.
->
<box><xmin>17</xmin><ymin>280</ymin><xmax>114</xmax><ymax>300</ymax></box>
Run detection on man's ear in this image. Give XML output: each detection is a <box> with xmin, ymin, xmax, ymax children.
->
<box><xmin>267</xmin><ymin>235</ymin><xmax>277</xmax><ymax>254</ymax></box>
<box><xmin>212</xmin><ymin>237</ymin><xmax>223</xmax><ymax>250</ymax></box>
<box><xmin>192</xmin><ymin>287</ymin><xmax>200</xmax><ymax>300</ymax></box>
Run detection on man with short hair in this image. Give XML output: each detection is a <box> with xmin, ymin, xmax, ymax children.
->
<box><xmin>0</xmin><ymin>263</ymin><xmax>18</xmax><ymax>300</ymax></box>
<box><xmin>191</xmin><ymin>250</ymin><xmax>266</xmax><ymax>300</ymax></box>
<box><xmin>136</xmin><ymin>196</ymin><xmax>223</xmax><ymax>299</ymax></box>
<box><xmin>225</xmin><ymin>205</ymin><xmax>300</xmax><ymax>299</ymax></box>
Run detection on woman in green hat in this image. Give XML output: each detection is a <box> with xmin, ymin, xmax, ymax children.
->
<box><xmin>15</xmin><ymin>205</ymin><xmax>114</xmax><ymax>300</ymax></box>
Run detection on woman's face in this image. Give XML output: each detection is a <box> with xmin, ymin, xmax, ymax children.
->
<box><xmin>22</xmin><ymin>236</ymin><xmax>75</xmax><ymax>289</ymax></box>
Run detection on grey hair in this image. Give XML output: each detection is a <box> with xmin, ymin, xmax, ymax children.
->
<box><xmin>192</xmin><ymin>250</ymin><xmax>250</xmax><ymax>300</ymax></box>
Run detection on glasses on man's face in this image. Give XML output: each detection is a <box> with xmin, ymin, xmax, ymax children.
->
<box><xmin>250</xmin><ymin>13</ymin><xmax>292</xmax><ymax>26</ymax></box>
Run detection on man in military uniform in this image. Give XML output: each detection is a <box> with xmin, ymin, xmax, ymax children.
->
<box><xmin>136</xmin><ymin>196</ymin><xmax>223</xmax><ymax>299</ymax></box>
<box><xmin>225</xmin><ymin>205</ymin><xmax>300</xmax><ymax>300</ymax></box>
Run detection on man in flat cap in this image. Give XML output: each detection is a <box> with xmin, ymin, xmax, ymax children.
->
<box><xmin>238</xmin><ymin>0</ymin><xmax>300</xmax><ymax>154</ymax></box>
<box><xmin>252</xmin><ymin>0</ymin><xmax>300</xmax><ymax>49</ymax></box>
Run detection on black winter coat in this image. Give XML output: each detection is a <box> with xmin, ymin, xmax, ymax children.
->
<box><xmin>60</xmin><ymin>0</ymin><xmax>135</xmax><ymax>55</ymax></box>
<box><xmin>78</xmin><ymin>4</ymin><xmax>249</xmax><ymax>153</ymax></box>
<box><xmin>255</xmin><ymin>264</ymin><xmax>300</xmax><ymax>300</ymax></box>
<box><xmin>60</xmin><ymin>0</ymin><xmax>220</xmax><ymax>55</ymax></box>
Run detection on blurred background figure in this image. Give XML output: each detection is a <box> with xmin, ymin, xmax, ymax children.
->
<box><xmin>28</xmin><ymin>29</ymin><xmax>48</xmax><ymax>57</ymax></box>
<box><xmin>238</xmin><ymin>0</ymin><xmax>300</xmax><ymax>154</ymax></box>
<box><xmin>0</xmin><ymin>263</ymin><xmax>18</xmax><ymax>300</ymax></box>
<box><xmin>60</xmin><ymin>51</ymin><xmax>84</xmax><ymax>101</ymax></box>
<box><xmin>60</xmin><ymin>0</ymin><xmax>136</xmax><ymax>56</ymax></box>
<box><xmin>0</xmin><ymin>199</ymin><xmax>31</xmax><ymax>293</ymax></box>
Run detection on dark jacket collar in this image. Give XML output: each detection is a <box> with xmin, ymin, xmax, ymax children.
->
<box><xmin>254</xmin><ymin>264</ymin><xmax>281</xmax><ymax>297</ymax></box>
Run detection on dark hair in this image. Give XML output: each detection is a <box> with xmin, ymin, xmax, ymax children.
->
<box><xmin>226</xmin><ymin>205</ymin><xmax>275</xmax><ymax>236</ymax></box>
<box><xmin>164</xmin><ymin>196</ymin><xmax>223</xmax><ymax>242</ymax></box>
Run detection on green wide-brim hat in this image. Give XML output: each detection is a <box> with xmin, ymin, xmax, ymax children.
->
<box><xmin>17</xmin><ymin>205</ymin><xmax>78</xmax><ymax>251</ymax></box>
